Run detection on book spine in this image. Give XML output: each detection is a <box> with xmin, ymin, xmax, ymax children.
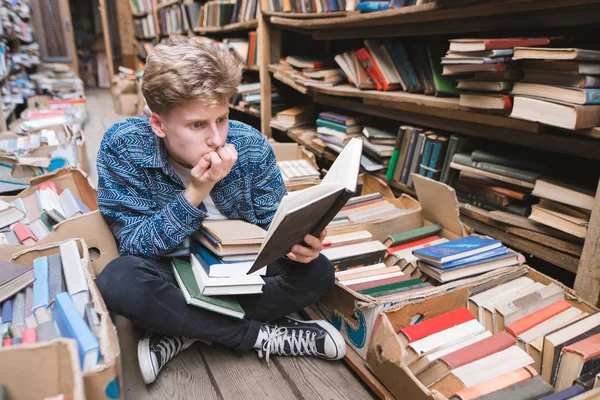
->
<box><xmin>428</xmin><ymin>137</ymin><xmax>448</xmax><ymax>171</ymax></box>
<box><xmin>355</xmin><ymin>2</ymin><xmax>389</xmax><ymax>11</ymax></box>
<box><xmin>316</xmin><ymin>118</ymin><xmax>349</xmax><ymax>132</ymax></box>
<box><xmin>355</xmin><ymin>48</ymin><xmax>400</xmax><ymax>91</ymax></box>
<box><xmin>476</xmin><ymin>161</ymin><xmax>540</xmax><ymax>183</ymax></box>
<box><xmin>440</xmin><ymin>135</ymin><xmax>460</xmax><ymax>184</ymax></box>
<box><xmin>582</xmin><ymin>76</ymin><xmax>600</xmax><ymax>88</ymax></box>
<box><xmin>319</xmin><ymin>112</ymin><xmax>350</xmax><ymax>126</ymax></box>
<box><xmin>418</xmin><ymin>136</ymin><xmax>434</xmax><ymax>176</ymax></box>
<box><xmin>400</xmin><ymin>128</ymin><xmax>418</xmax><ymax>184</ymax></box>
<box><xmin>386</xmin><ymin>126</ymin><xmax>405</xmax><ymax>180</ymax></box>
<box><xmin>470</xmin><ymin>150</ymin><xmax>544</xmax><ymax>172</ymax></box>
<box><xmin>584</xmin><ymin>89</ymin><xmax>600</xmax><ymax>104</ymax></box>
<box><xmin>455</xmin><ymin>182</ymin><xmax>510</xmax><ymax>207</ymax></box>
<box><xmin>407</xmin><ymin>133</ymin><xmax>426</xmax><ymax>188</ymax></box>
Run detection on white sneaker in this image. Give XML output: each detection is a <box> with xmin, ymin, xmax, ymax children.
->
<box><xmin>137</xmin><ymin>333</ymin><xmax>196</xmax><ymax>384</ymax></box>
<box><xmin>254</xmin><ymin>316</ymin><xmax>346</xmax><ymax>365</ymax></box>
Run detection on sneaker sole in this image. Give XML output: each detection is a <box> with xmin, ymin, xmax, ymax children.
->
<box><xmin>289</xmin><ymin>317</ymin><xmax>347</xmax><ymax>360</ymax></box>
<box><xmin>137</xmin><ymin>338</ymin><xmax>158</xmax><ymax>384</ymax></box>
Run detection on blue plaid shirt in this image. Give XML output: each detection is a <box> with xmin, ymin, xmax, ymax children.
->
<box><xmin>96</xmin><ymin>118</ymin><xmax>286</xmax><ymax>259</ymax></box>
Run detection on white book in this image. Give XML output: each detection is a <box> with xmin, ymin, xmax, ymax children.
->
<box><xmin>452</xmin><ymin>346</ymin><xmax>534</xmax><ymax>388</ymax></box>
<box><xmin>208</xmin><ymin>262</ymin><xmax>266</xmax><ymax>278</ymax></box>
<box><xmin>321</xmin><ymin>241</ymin><xmax>386</xmax><ymax>262</ymax></box>
<box><xmin>40</xmin><ymin>189</ymin><xmax>66</xmax><ymax>222</ymax></box>
<box><xmin>482</xmin><ymin>282</ymin><xmax>544</xmax><ymax>333</ymax></box>
<box><xmin>342</xmin><ymin>271</ymin><xmax>404</xmax><ymax>286</ymax></box>
<box><xmin>495</xmin><ymin>283</ymin><xmax>564</xmax><ymax>332</ymax></box>
<box><xmin>405</xmin><ymin>319</ymin><xmax>486</xmax><ymax>364</ymax></box>
<box><xmin>324</xmin><ymin>230</ymin><xmax>372</xmax><ymax>248</ymax></box>
<box><xmin>59</xmin><ymin>240</ymin><xmax>90</xmax><ymax>316</ymax></box>
<box><xmin>468</xmin><ymin>277</ymin><xmax>534</xmax><ymax>322</ymax></box>
<box><xmin>517</xmin><ymin>307</ymin><xmax>583</xmax><ymax>351</ymax></box>
<box><xmin>191</xmin><ymin>254</ymin><xmax>264</xmax><ymax>296</ymax></box>
<box><xmin>335</xmin><ymin>263</ymin><xmax>387</xmax><ymax>278</ymax></box>
<box><xmin>409</xmin><ymin>331</ymin><xmax>491</xmax><ymax>375</ymax></box>
<box><xmin>58</xmin><ymin>188</ymin><xmax>91</xmax><ymax>219</ymax></box>
<box><xmin>29</xmin><ymin>219</ymin><xmax>50</xmax><ymax>241</ymax></box>
<box><xmin>11</xmin><ymin>198</ymin><xmax>28</xmax><ymax>224</ymax></box>
<box><xmin>0</xmin><ymin>199</ymin><xmax>25</xmax><ymax>229</ymax></box>
<box><xmin>385</xmin><ymin>238</ymin><xmax>449</xmax><ymax>267</ymax></box>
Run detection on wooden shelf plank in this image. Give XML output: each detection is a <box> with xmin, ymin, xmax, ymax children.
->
<box><xmin>374</xmin><ymin>173</ymin><xmax>416</xmax><ymax>196</ymax></box>
<box><xmin>156</xmin><ymin>0</ymin><xmax>180</xmax><ymax>10</ymax></box>
<box><xmin>243</xmin><ymin>65</ymin><xmax>260</xmax><ymax>71</ymax></box>
<box><xmin>269</xmin><ymin>0</ymin><xmax>600</xmax><ymax>35</ymax></box>
<box><xmin>135</xmin><ymin>35</ymin><xmax>156</xmax><ymax>40</ymax></box>
<box><xmin>192</xmin><ymin>20</ymin><xmax>258</xmax><ymax>34</ymax></box>
<box><xmin>262</xmin><ymin>10</ymin><xmax>353</xmax><ymax>19</ymax></box>
<box><xmin>131</xmin><ymin>10</ymin><xmax>149</xmax><ymax>18</ymax></box>
<box><xmin>574</xmin><ymin>180</ymin><xmax>600</xmax><ymax>307</ymax></box>
<box><xmin>229</xmin><ymin>104</ymin><xmax>260</xmax><ymax>117</ymax></box>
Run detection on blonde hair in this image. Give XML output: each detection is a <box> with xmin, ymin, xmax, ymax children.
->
<box><xmin>142</xmin><ymin>36</ymin><xmax>243</xmax><ymax>114</ymax></box>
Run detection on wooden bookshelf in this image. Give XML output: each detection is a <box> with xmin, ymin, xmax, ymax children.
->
<box><xmin>243</xmin><ymin>65</ymin><xmax>260</xmax><ymax>71</ymax></box>
<box><xmin>262</xmin><ymin>10</ymin><xmax>352</xmax><ymax>19</ymax></box>
<box><xmin>229</xmin><ymin>104</ymin><xmax>260</xmax><ymax>118</ymax></box>
<box><xmin>269</xmin><ymin>0</ymin><xmax>600</xmax><ymax>40</ymax></box>
<box><xmin>156</xmin><ymin>0</ymin><xmax>180</xmax><ymax>10</ymax></box>
<box><xmin>259</xmin><ymin>0</ymin><xmax>600</xmax><ymax>306</ymax></box>
<box><xmin>131</xmin><ymin>10</ymin><xmax>149</xmax><ymax>18</ymax></box>
<box><xmin>192</xmin><ymin>19</ymin><xmax>258</xmax><ymax>35</ymax></box>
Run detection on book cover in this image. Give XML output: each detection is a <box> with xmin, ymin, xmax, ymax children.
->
<box><xmin>506</xmin><ymin>300</ymin><xmax>571</xmax><ymax>337</ymax></box>
<box><xmin>470</xmin><ymin>375</ymin><xmax>553</xmax><ymax>400</ymax></box>
<box><xmin>451</xmin><ymin>366</ymin><xmax>537</xmax><ymax>400</ymax></box>
<box><xmin>413</xmin><ymin>236</ymin><xmax>502</xmax><ymax>264</ymax></box>
<box><xmin>398</xmin><ymin>307</ymin><xmax>475</xmax><ymax>346</ymax></box>
<box><xmin>384</xmin><ymin>224</ymin><xmax>442</xmax><ymax>247</ymax></box>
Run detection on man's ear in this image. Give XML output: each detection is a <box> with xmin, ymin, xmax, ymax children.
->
<box><xmin>150</xmin><ymin>112</ymin><xmax>166</xmax><ymax>138</ymax></box>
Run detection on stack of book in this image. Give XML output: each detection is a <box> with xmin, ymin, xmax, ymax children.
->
<box><xmin>326</xmin><ymin>193</ymin><xmax>410</xmax><ymax>228</ymax></box>
<box><xmin>30</xmin><ymin>67</ymin><xmax>85</xmax><ymax>100</ymax></box>
<box><xmin>334</xmin><ymin>41</ymin><xmax>460</xmax><ymax>96</ymax></box>
<box><xmin>0</xmin><ymin>185</ymin><xmax>91</xmax><ymax>245</ymax></box>
<box><xmin>271</xmin><ymin>105</ymin><xmax>314</xmax><ymax>130</ymax></box>
<box><xmin>231</xmin><ymin>82</ymin><xmax>284</xmax><ymax>116</ymax></box>
<box><xmin>413</xmin><ymin>236</ymin><xmax>524</xmax><ymax>283</ymax></box>
<box><xmin>272</xmin><ymin>56</ymin><xmax>345</xmax><ymax>88</ymax></box>
<box><xmin>193</xmin><ymin>219</ymin><xmax>265</xmax><ymax>264</ymax></box>
<box><xmin>384</xmin><ymin>224</ymin><xmax>447</xmax><ymax>267</ymax></box>
<box><xmin>134</xmin><ymin>15</ymin><xmax>157</xmax><ymax>38</ymax></box>
<box><xmin>408</xmin><ymin>308</ymin><xmax>555</xmax><ymax>398</ymax></box>
<box><xmin>277</xmin><ymin>159</ymin><xmax>320</xmax><ymax>187</ymax></box>
<box><xmin>158</xmin><ymin>4</ymin><xmax>189</xmax><ymax>35</ymax></box>
<box><xmin>230</xmin><ymin>0</ymin><xmax>259</xmax><ymax>24</ymax></box>
<box><xmin>450</xmin><ymin>149</ymin><xmax>544</xmax><ymax>216</ymax></box>
<box><xmin>196</xmin><ymin>0</ymin><xmax>237</xmax><ymax>29</ymax></box>
<box><xmin>466</xmin><ymin>274</ymin><xmax>600</xmax><ymax>396</ymax></box>
<box><xmin>386</xmin><ymin>125</ymin><xmax>450</xmax><ymax>188</ymax></box>
<box><xmin>266</xmin><ymin>0</ymin><xmax>346</xmax><ymax>14</ymax></box>
<box><xmin>529</xmin><ymin>179</ymin><xmax>594</xmax><ymax>240</ymax></box>
<box><xmin>316</xmin><ymin>111</ymin><xmax>370</xmax><ymax>145</ymax></box>
<box><xmin>444</xmin><ymin>38</ymin><xmax>550</xmax><ymax>113</ymax></box>
<box><xmin>510</xmin><ymin>47</ymin><xmax>600</xmax><ymax>130</ymax></box>
<box><xmin>0</xmin><ymin>241</ymin><xmax>101</xmax><ymax>372</ymax></box>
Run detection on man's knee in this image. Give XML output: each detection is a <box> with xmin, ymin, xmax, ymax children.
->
<box><xmin>96</xmin><ymin>256</ymin><xmax>148</xmax><ymax>312</ymax></box>
<box><xmin>306</xmin><ymin>254</ymin><xmax>335</xmax><ymax>296</ymax></box>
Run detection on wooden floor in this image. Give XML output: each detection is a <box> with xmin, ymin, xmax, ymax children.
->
<box><xmin>84</xmin><ymin>89</ymin><xmax>376</xmax><ymax>400</ymax></box>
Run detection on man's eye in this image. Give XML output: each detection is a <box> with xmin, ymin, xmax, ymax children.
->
<box><xmin>217</xmin><ymin>117</ymin><xmax>228</xmax><ymax>124</ymax></box>
<box><xmin>191</xmin><ymin>122</ymin><xmax>203</xmax><ymax>129</ymax></box>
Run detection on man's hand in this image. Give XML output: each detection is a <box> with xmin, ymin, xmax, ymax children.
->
<box><xmin>184</xmin><ymin>144</ymin><xmax>238</xmax><ymax>206</ymax></box>
<box><xmin>287</xmin><ymin>229</ymin><xmax>327</xmax><ymax>264</ymax></box>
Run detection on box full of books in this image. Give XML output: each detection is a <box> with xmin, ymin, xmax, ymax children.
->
<box><xmin>270</xmin><ymin>141</ymin><xmax>322</xmax><ymax>192</ymax></box>
<box><xmin>366</xmin><ymin>265</ymin><xmax>598</xmax><ymax>400</ymax></box>
<box><xmin>0</xmin><ymin>167</ymin><xmax>118</xmax><ymax>275</ymax></box>
<box><xmin>1</xmin><ymin>239</ymin><xmax>123</xmax><ymax>400</ymax></box>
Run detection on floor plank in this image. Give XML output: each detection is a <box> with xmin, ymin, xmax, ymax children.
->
<box><xmin>273</xmin><ymin>354</ymin><xmax>376</xmax><ymax>400</ymax></box>
<box><xmin>199</xmin><ymin>343</ymin><xmax>301</xmax><ymax>399</ymax></box>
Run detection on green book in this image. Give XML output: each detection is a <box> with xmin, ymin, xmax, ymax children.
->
<box><xmin>40</xmin><ymin>212</ymin><xmax>55</xmax><ymax>231</ymax></box>
<box><xmin>385</xmin><ymin>126</ymin><xmax>406</xmax><ymax>181</ymax></box>
<box><xmin>383</xmin><ymin>224</ymin><xmax>442</xmax><ymax>247</ymax></box>
<box><xmin>367</xmin><ymin>282</ymin><xmax>432</xmax><ymax>298</ymax></box>
<box><xmin>358</xmin><ymin>278</ymin><xmax>424</xmax><ymax>296</ymax></box>
<box><xmin>172</xmin><ymin>259</ymin><xmax>245</xmax><ymax>319</ymax></box>
<box><xmin>316</xmin><ymin>118</ymin><xmax>357</xmax><ymax>133</ymax></box>
<box><xmin>363</xmin><ymin>126</ymin><xmax>396</xmax><ymax>140</ymax></box>
<box><xmin>470</xmin><ymin>150</ymin><xmax>545</xmax><ymax>172</ymax></box>
<box><xmin>426</xmin><ymin>41</ymin><xmax>462</xmax><ymax>96</ymax></box>
<box><xmin>453</xmin><ymin>153</ymin><xmax>540</xmax><ymax>183</ymax></box>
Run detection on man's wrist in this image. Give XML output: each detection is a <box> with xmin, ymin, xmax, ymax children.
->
<box><xmin>184</xmin><ymin>184</ymin><xmax>211</xmax><ymax>207</ymax></box>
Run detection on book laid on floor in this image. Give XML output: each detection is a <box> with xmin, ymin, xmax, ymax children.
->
<box><xmin>0</xmin><ymin>261</ymin><xmax>34</xmax><ymax>303</ymax></box>
<box><xmin>541</xmin><ymin>312</ymin><xmax>600</xmax><ymax>384</ymax></box>
<box><xmin>554</xmin><ymin>333</ymin><xmax>600</xmax><ymax>391</ymax></box>
<box><xmin>510</xmin><ymin>96</ymin><xmax>600</xmax><ymax>130</ymax></box>
<box><xmin>248</xmin><ymin>138</ymin><xmax>363</xmax><ymax>274</ymax></box>
<box><xmin>450</xmin><ymin>365</ymin><xmax>538</xmax><ymax>400</ymax></box>
<box><xmin>172</xmin><ymin>258</ymin><xmax>245</xmax><ymax>319</ymax></box>
<box><xmin>191</xmin><ymin>254</ymin><xmax>264</xmax><ymax>296</ymax></box>
<box><xmin>429</xmin><ymin>345</ymin><xmax>535</xmax><ymax>397</ymax></box>
<box><xmin>418</xmin><ymin>331</ymin><xmax>516</xmax><ymax>387</ymax></box>
<box><xmin>512</xmin><ymin>83</ymin><xmax>600</xmax><ymax>105</ymax></box>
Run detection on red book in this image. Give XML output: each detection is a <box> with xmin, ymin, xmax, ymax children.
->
<box><xmin>386</xmin><ymin>235</ymin><xmax>441</xmax><ymax>256</ymax></box>
<box><xmin>247</xmin><ymin>32</ymin><xmax>257</xmax><ymax>66</ymax></box>
<box><xmin>397</xmin><ymin>307</ymin><xmax>475</xmax><ymax>345</ymax></box>
<box><xmin>3</xmin><ymin>338</ymin><xmax>12</xmax><ymax>347</ymax></box>
<box><xmin>13</xmin><ymin>222</ymin><xmax>37</xmax><ymax>245</ymax></box>
<box><xmin>506</xmin><ymin>300</ymin><xmax>571</xmax><ymax>336</ymax></box>
<box><xmin>37</xmin><ymin>181</ymin><xmax>63</xmax><ymax>194</ymax></box>
<box><xmin>449</xmin><ymin>38</ymin><xmax>552</xmax><ymax>52</ymax></box>
<box><xmin>347</xmin><ymin>274</ymin><xmax>411</xmax><ymax>292</ymax></box>
<box><xmin>355</xmin><ymin>48</ymin><xmax>401</xmax><ymax>92</ymax></box>
<box><xmin>22</xmin><ymin>327</ymin><xmax>37</xmax><ymax>344</ymax></box>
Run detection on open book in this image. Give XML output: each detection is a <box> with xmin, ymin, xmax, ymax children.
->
<box><xmin>247</xmin><ymin>138</ymin><xmax>363</xmax><ymax>274</ymax></box>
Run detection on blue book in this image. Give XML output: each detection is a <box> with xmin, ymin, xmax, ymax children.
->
<box><xmin>193</xmin><ymin>244</ymin><xmax>257</xmax><ymax>277</ymax></box>
<box><xmin>540</xmin><ymin>385</ymin><xmax>585</xmax><ymax>400</ymax></box>
<box><xmin>54</xmin><ymin>292</ymin><xmax>100</xmax><ymax>371</ymax></box>
<box><xmin>12</xmin><ymin>338</ymin><xmax>21</xmax><ymax>345</ymax></box>
<box><xmin>327</xmin><ymin>0</ymin><xmax>339</xmax><ymax>12</ymax></box>
<box><xmin>355</xmin><ymin>1</ymin><xmax>389</xmax><ymax>11</ymax></box>
<box><xmin>430</xmin><ymin>246</ymin><xmax>508</xmax><ymax>269</ymax></box>
<box><xmin>386</xmin><ymin>42</ymin><xmax>420</xmax><ymax>92</ymax></box>
<box><xmin>418</xmin><ymin>137</ymin><xmax>434</xmax><ymax>176</ymax></box>
<box><xmin>33</xmin><ymin>257</ymin><xmax>50</xmax><ymax>315</ymax></box>
<box><xmin>1</xmin><ymin>298</ymin><xmax>12</xmax><ymax>323</ymax></box>
<box><xmin>413</xmin><ymin>236</ymin><xmax>503</xmax><ymax>264</ymax></box>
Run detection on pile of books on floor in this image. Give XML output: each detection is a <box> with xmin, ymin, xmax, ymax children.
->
<box><xmin>271</xmin><ymin>56</ymin><xmax>346</xmax><ymax>88</ymax></box>
<box><xmin>413</xmin><ymin>236</ymin><xmax>524</xmax><ymax>283</ymax></box>
<box><xmin>0</xmin><ymin>241</ymin><xmax>101</xmax><ymax>371</ymax></box>
<box><xmin>510</xmin><ymin>47</ymin><xmax>600</xmax><ymax>130</ymax></box>
<box><xmin>444</xmin><ymin>37</ymin><xmax>553</xmax><ymax>113</ymax></box>
<box><xmin>30</xmin><ymin>65</ymin><xmax>85</xmax><ymax>100</ymax></box>
<box><xmin>334</xmin><ymin>41</ymin><xmax>458</xmax><ymax>95</ymax></box>
<box><xmin>0</xmin><ymin>184</ymin><xmax>91</xmax><ymax>245</ymax></box>
<box><xmin>326</xmin><ymin>192</ymin><xmax>409</xmax><ymax>228</ymax></box>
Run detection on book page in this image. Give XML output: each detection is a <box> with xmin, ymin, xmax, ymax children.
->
<box><xmin>322</xmin><ymin>137</ymin><xmax>363</xmax><ymax>190</ymax></box>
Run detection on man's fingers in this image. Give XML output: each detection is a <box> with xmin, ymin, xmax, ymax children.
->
<box><xmin>303</xmin><ymin>234</ymin><xmax>323</xmax><ymax>251</ymax></box>
<box><xmin>291</xmin><ymin>244</ymin><xmax>317</xmax><ymax>258</ymax></box>
<box><xmin>192</xmin><ymin>154</ymin><xmax>211</xmax><ymax>176</ymax></box>
<box><xmin>216</xmin><ymin>146</ymin><xmax>232</xmax><ymax>165</ymax></box>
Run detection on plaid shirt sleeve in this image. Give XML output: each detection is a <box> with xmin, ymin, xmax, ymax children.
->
<box><xmin>96</xmin><ymin>136</ymin><xmax>207</xmax><ymax>259</ymax></box>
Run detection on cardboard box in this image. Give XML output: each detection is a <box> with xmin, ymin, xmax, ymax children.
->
<box><xmin>0</xmin><ymin>339</ymin><xmax>86</xmax><ymax>400</ymax></box>
<box><xmin>9</xmin><ymin>239</ymin><xmax>123</xmax><ymax>400</ymax></box>
<box><xmin>112</xmin><ymin>76</ymin><xmax>140</xmax><ymax>117</ymax></box>
<box><xmin>315</xmin><ymin>175</ymin><xmax>463</xmax><ymax>359</ymax></box>
<box><xmin>270</xmin><ymin>141</ymin><xmax>322</xmax><ymax>192</ymax></box>
<box><xmin>366</xmin><ymin>266</ymin><xmax>598</xmax><ymax>400</ymax></box>
<box><xmin>0</xmin><ymin>167</ymin><xmax>119</xmax><ymax>275</ymax></box>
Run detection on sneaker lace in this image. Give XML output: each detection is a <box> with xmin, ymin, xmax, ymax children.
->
<box><xmin>154</xmin><ymin>336</ymin><xmax>190</xmax><ymax>366</ymax></box>
<box><xmin>257</xmin><ymin>326</ymin><xmax>318</xmax><ymax>365</ymax></box>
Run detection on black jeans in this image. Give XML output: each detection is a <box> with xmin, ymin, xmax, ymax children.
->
<box><xmin>96</xmin><ymin>254</ymin><xmax>335</xmax><ymax>352</ymax></box>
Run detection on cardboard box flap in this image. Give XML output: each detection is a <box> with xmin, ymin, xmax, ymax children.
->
<box><xmin>412</xmin><ymin>174</ymin><xmax>463</xmax><ymax>239</ymax></box>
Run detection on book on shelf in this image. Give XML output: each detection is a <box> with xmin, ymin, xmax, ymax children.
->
<box><xmin>334</xmin><ymin>51</ymin><xmax>377</xmax><ymax>90</ymax></box>
<box><xmin>278</xmin><ymin>159</ymin><xmax>320</xmax><ymax>185</ymax></box>
<box><xmin>448</xmin><ymin>38</ymin><xmax>553</xmax><ymax>52</ymax></box>
<box><xmin>512</xmin><ymin>83</ymin><xmax>600</xmax><ymax>105</ymax></box>
<box><xmin>513</xmin><ymin>47</ymin><xmax>600</xmax><ymax>61</ymax></box>
<box><xmin>510</xmin><ymin>96</ymin><xmax>600</xmax><ymax>130</ymax></box>
<box><xmin>521</xmin><ymin>70</ymin><xmax>600</xmax><ymax>89</ymax></box>
<box><xmin>275</xmin><ymin>106</ymin><xmax>314</xmax><ymax>127</ymax></box>
<box><xmin>531</xmin><ymin>179</ymin><xmax>595</xmax><ymax>212</ymax></box>
<box><xmin>529</xmin><ymin>199</ymin><xmax>589</xmax><ymax>239</ymax></box>
<box><xmin>459</xmin><ymin>93</ymin><xmax>513</xmax><ymax>111</ymax></box>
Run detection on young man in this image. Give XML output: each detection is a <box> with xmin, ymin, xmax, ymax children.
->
<box><xmin>95</xmin><ymin>36</ymin><xmax>345</xmax><ymax>384</ymax></box>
